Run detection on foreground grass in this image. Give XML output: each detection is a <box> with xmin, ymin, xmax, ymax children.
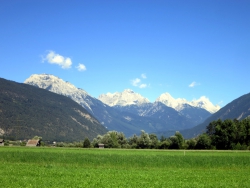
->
<box><xmin>0</xmin><ymin>147</ymin><xmax>249</xmax><ymax>187</ymax></box>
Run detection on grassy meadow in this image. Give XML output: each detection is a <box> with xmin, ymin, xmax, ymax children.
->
<box><xmin>0</xmin><ymin>147</ymin><xmax>249</xmax><ymax>187</ymax></box>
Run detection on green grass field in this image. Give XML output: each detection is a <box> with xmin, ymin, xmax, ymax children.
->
<box><xmin>0</xmin><ymin>147</ymin><xmax>249</xmax><ymax>187</ymax></box>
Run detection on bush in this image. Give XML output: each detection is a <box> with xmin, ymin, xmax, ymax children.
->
<box><xmin>56</xmin><ymin>142</ymin><xmax>65</xmax><ymax>147</ymax></box>
<box><xmin>20</xmin><ymin>141</ymin><xmax>26</xmax><ymax>146</ymax></box>
<box><xmin>232</xmin><ymin>143</ymin><xmax>248</xmax><ymax>150</ymax></box>
<box><xmin>4</xmin><ymin>140</ymin><xmax>9</xmax><ymax>146</ymax></box>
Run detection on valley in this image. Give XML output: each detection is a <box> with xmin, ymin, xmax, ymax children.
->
<box><xmin>1</xmin><ymin>73</ymin><xmax>250</xmax><ymax>142</ymax></box>
<box><xmin>24</xmin><ymin>74</ymin><xmax>217</xmax><ymax>137</ymax></box>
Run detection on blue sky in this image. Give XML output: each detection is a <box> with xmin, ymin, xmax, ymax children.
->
<box><xmin>0</xmin><ymin>0</ymin><xmax>249</xmax><ymax>107</ymax></box>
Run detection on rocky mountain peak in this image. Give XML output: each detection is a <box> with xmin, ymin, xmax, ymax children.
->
<box><xmin>156</xmin><ymin>93</ymin><xmax>220</xmax><ymax>113</ymax></box>
<box><xmin>98</xmin><ymin>89</ymin><xmax>150</xmax><ymax>106</ymax></box>
<box><xmin>24</xmin><ymin>74</ymin><xmax>87</xmax><ymax>95</ymax></box>
<box><xmin>156</xmin><ymin>93</ymin><xmax>188</xmax><ymax>111</ymax></box>
<box><xmin>123</xmin><ymin>89</ymin><xmax>134</xmax><ymax>93</ymax></box>
<box><xmin>24</xmin><ymin>74</ymin><xmax>93</xmax><ymax>112</ymax></box>
<box><xmin>190</xmin><ymin>96</ymin><xmax>220</xmax><ymax>113</ymax></box>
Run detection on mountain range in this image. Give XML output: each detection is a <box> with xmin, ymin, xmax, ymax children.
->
<box><xmin>24</xmin><ymin>74</ymin><xmax>218</xmax><ymax>137</ymax></box>
<box><xmin>1</xmin><ymin>73</ymin><xmax>249</xmax><ymax>141</ymax></box>
<box><xmin>0</xmin><ymin>77</ymin><xmax>107</xmax><ymax>142</ymax></box>
<box><xmin>99</xmin><ymin>90</ymin><xmax>220</xmax><ymax>113</ymax></box>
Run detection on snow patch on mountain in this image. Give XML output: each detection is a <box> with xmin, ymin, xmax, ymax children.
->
<box><xmin>156</xmin><ymin>93</ymin><xmax>220</xmax><ymax>113</ymax></box>
<box><xmin>190</xmin><ymin>96</ymin><xmax>220</xmax><ymax>113</ymax></box>
<box><xmin>155</xmin><ymin>93</ymin><xmax>188</xmax><ymax>111</ymax></box>
<box><xmin>24</xmin><ymin>74</ymin><xmax>93</xmax><ymax>113</ymax></box>
<box><xmin>99</xmin><ymin>89</ymin><xmax>150</xmax><ymax>106</ymax></box>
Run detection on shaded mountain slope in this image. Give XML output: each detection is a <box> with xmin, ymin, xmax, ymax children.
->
<box><xmin>100</xmin><ymin>89</ymin><xmax>213</xmax><ymax>129</ymax></box>
<box><xmin>0</xmin><ymin>77</ymin><xmax>107</xmax><ymax>141</ymax></box>
<box><xmin>180</xmin><ymin>92</ymin><xmax>250</xmax><ymax>138</ymax></box>
<box><xmin>179</xmin><ymin>104</ymin><xmax>211</xmax><ymax>126</ymax></box>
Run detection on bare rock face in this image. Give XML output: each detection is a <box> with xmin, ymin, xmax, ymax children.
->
<box><xmin>25</xmin><ymin>74</ymin><xmax>93</xmax><ymax>113</ymax></box>
<box><xmin>99</xmin><ymin>89</ymin><xmax>150</xmax><ymax>107</ymax></box>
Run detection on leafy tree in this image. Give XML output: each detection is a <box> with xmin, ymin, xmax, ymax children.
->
<box><xmin>206</xmin><ymin>118</ymin><xmax>250</xmax><ymax>150</ymax></box>
<box><xmin>101</xmin><ymin>132</ymin><xmax>116</xmax><ymax>148</ymax></box>
<box><xmin>91</xmin><ymin>134</ymin><xmax>103</xmax><ymax>148</ymax></box>
<box><xmin>83</xmin><ymin>137</ymin><xmax>91</xmax><ymax>148</ymax></box>
<box><xmin>94</xmin><ymin>131</ymin><xmax>126</xmax><ymax>148</ymax></box>
<box><xmin>214</xmin><ymin>119</ymin><xmax>237</xmax><ymax>149</ymax></box>
<box><xmin>175</xmin><ymin>131</ymin><xmax>184</xmax><ymax>148</ymax></box>
<box><xmin>159</xmin><ymin>140</ymin><xmax>170</xmax><ymax>149</ymax></box>
<box><xmin>195</xmin><ymin>133</ymin><xmax>211</xmax><ymax>149</ymax></box>
<box><xmin>137</xmin><ymin>130</ymin><xmax>151</xmax><ymax>149</ymax></box>
<box><xmin>206</xmin><ymin>120</ymin><xmax>222</xmax><ymax>136</ymax></box>
<box><xmin>244</xmin><ymin>118</ymin><xmax>250</xmax><ymax>145</ymax></box>
<box><xmin>149</xmin><ymin>133</ymin><xmax>159</xmax><ymax>149</ymax></box>
<box><xmin>169</xmin><ymin>136</ymin><xmax>179</xmax><ymax>149</ymax></box>
<box><xmin>108</xmin><ymin>131</ymin><xmax>120</xmax><ymax>148</ymax></box>
<box><xmin>186</xmin><ymin>139</ymin><xmax>196</xmax><ymax>149</ymax></box>
<box><xmin>128</xmin><ymin>134</ymin><xmax>139</xmax><ymax>148</ymax></box>
<box><xmin>117</xmin><ymin>132</ymin><xmax>127</xmax><ymax>148</ymax></box>
<box><xmin>169</xmin><ymin>131</ymin><xmax>184</xmax><ymax>149</ymax></box>
<box><xmin>160</xmin><ymin>135</ymin><xmax>167</xmax><ymax>142</ymax></box>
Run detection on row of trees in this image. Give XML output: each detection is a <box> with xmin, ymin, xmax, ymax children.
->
<box><xmin>81</xmin><ymin>130</ymin><xmax>197</xmax><ymax>149</ymax></box>
<box><xmin>82</xmin><ymin>118</ymin><xmax>250</xmax><ymax>150</ymax></box>
<box><xmin>206</xmin><ymin>118</ymin><xmax>250</xmax><ymax>149</ymax></box>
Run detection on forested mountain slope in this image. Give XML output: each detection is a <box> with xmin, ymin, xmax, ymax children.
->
<box><xmin>0</xmin><ymin>77</ymin><xmax>107</xmax><ymax>141</ymax></box>
<box><xmin>180</xmin><ymin>92</ymin><xmax>250</xmax><ymax>138</ymax></box>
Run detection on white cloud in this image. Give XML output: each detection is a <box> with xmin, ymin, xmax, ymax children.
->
<box><xmin>131</xmin><ymin>77</ymin><xmax>148</xmax><ymax>88</ymax></box>
<box><xmin>131</xmin><ymin>78</ymin><xmax>141</xmax><ymax>86</ymax></box>
<box><xmin>141</xmin><ymin>74</ymin><xmax>147</xmax><ymax>79</ymax></box>
<box><xmin>76</xmin><ymin>63</ymin><xmax>86</xmax><ymax>71</ymax></box>
<box><xmin>139</xmin><ymin>84</ymin><xmax>147</xmax><ymax>88</ymax></box>
<box><xmin>189</xmin><ymin>81</ymin><xmax>200</xmax><ymax>88</ymax></box>
<box><xmin>44</xmin><ymin>51</ymin><xmax>72</xmax><ymax>69</ymax></box>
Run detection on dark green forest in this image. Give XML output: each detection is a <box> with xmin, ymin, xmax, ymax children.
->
<box><xmin>206</xmin><ymin>118</ymin><xmax>250</xmax><ymax>149</ymax></box>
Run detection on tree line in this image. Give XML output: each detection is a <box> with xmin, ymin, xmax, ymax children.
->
<box><xmin>81</xmin><ymin>118</ymin><xmax>250</xmax><ymax>150</ymax></box>
<box><xmin>7</xmin><ymin>118</ymin><xmax>249</xmax><ymax>150</ymax></box>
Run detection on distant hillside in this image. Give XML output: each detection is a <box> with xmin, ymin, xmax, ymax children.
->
<box><xmin>0</xmin><ymin>77</ymin><xmax>107</xmax><ymax>142</ymax></box>
<box><xmin>180</xmin><ymin>92</ymin><xmax>250</xmax><ymax>138</ymax></box>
